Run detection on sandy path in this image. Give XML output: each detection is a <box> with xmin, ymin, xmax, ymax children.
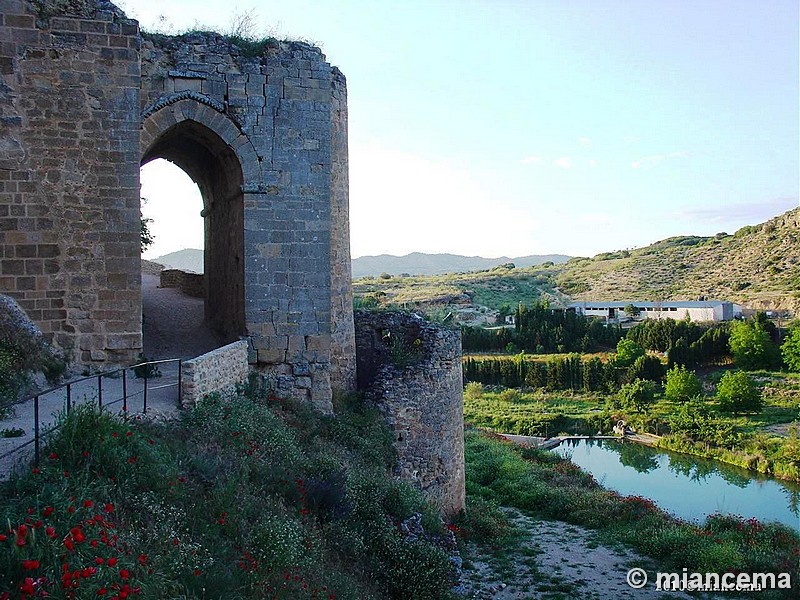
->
<box><xmin>461</xmin><ymin>508</ymin><xmax>708</xmax><ymax>599</ymax></box>
<box><xmin>141</xmin><ymin>272</ymin><xmax>222</xmax><ymax>360</ymax></box>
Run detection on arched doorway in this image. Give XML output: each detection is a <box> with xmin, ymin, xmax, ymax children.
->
<box><xmin>141</xmin><ymin>110</ymin><xmax>246</xmax><ymax>347</ymax></box>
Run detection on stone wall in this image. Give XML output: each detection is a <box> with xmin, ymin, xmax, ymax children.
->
<box><xmin>0</xmin><ymin>0</ymin><xmax>357</xmax><ymax>409</ymax></box>
<box><xmin>159</xmin><ymin>269</ymin><xmax>203</xmax><ymax>298</ymax></box>
<box><xmin>355</xmin><ymin>311</ymin><xmax>466</xmax><ymax>517</ymax></box>
<box><xmin>0</xmin><ymin>0</ymin><xmax>142</xmax><ymax>363</ymax></box>
<box><xmin>180</xmin><ymin>339</ymin><xmax>248</xmax><ymax>407</ymax></box>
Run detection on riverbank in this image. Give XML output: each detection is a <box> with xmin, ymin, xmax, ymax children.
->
<box><xmin>463</xmin><ymin>428</ymin><xmax>799</xmax><ymax>599</ymax></box>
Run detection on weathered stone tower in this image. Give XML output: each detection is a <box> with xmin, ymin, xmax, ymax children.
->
<box><xmin>355</xmin><ymin>311</ymin><xmax>466</xmax><ymax>516</ymax></box>
<box><xmin>0</xmin><ymin>0</ymin><xmax>356</xmax><ymax>410</ymax></box>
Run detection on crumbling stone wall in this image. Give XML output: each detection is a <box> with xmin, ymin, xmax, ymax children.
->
<box><xmin>355</xmin><ymin>311</ymin><xmax>466</xmax><ymax>517</ymax></box>
<box><xmin>0</xmin><ymin>0</ymin><xmax>356</xmax><ymax>410</ymax></box>
<box><xmin>180</xmin><ymin>339</ymin><xmax>249</xmax><ymax>407</ymax></box>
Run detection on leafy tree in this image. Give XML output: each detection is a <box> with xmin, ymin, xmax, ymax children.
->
<box><xmin>729</xmin><ymin>320</ymin><xmax>780</xmax><ymax>370</ymax></box>
<box><xmin>664</xmin><ymin>365</ymin><xmax>702</xmax><ymax>403</ymax></box>
<box><xmin>716</xmin><ymin>370</ymin><xmax>762</xmax><ymax>413</ymax></box>
<box><xmin>627</xmin><ymin>354</ymin><xmax>664</xmax><ymax>383</ymax></box>
<box><xmin>623</xmin><ymin>303</ymin><xmax>641</xmax><ymax>318</ymax></box>
<box><xmin>781</xmin><ymin>322</ymin><xmax>800</xmax><ymax>372</ymax></box>
<box><xmin>614</xmin><ymin>338</ymin><xmax>645</xmax><ymax>368</ymax></box>
<box><xmin>618</xmin><ymin>379</ymin><xmax>657</xmax><ymax>413</ymax></box>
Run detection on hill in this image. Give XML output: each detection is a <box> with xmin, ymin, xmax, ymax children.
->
<box><xmin>351</xmin><ymin>252</ymin><xmax>571</xmax><ymax>278</ymax></box>
<box><xmin>150</xmin><ymin>248</ymin><xmax>204</xmax><ymax>273</ymax></box>
<box><xmin>556</xmin><ymin>207</ymin><xmax>800</xmax><ymax>312</ymax></box>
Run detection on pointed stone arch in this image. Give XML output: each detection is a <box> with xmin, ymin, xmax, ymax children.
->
<box><xmin>140</xmin><ymin>99</ymin><xmax>258</xmax><ymax>341</ymax></box>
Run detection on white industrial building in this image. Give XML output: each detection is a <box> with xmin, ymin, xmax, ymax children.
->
<box><xmin>567</xmin><ymin>300</ymin><xmax>742</xmax><ymax>323</ymax></box>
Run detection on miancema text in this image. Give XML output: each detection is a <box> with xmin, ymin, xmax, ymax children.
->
<box><xmin>656</xmin><ymin>570</ymin><xmax>792</xmax><ymax>592</ymax></box>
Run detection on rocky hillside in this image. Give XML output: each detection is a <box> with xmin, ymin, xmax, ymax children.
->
<box><xmin>556</xmin><ymin>208</ymin><xmax>800</xmax><ymax>312</ymax></box>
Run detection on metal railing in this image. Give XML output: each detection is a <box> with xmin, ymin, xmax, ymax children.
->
<box><xmin>0</xmin><ymin>358</ymin><xmax>182</xmax><ymax>467</ymax></box>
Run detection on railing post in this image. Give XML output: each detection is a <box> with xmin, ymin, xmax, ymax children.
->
<box><xmin>122</xmin><ymin>368</ymin><xmax>128</xmax><ymax>417</ymax></box>
<box><xmin>34</xmin><ymin>395</ymin><xmax>40</xmax><ymax>465</ymax></box>
<box><xmin>98</xmin><ymin>374</ymin><xmax>103</xmax><ymax>411</ymax></box>
<box><xmin>177</xmin><ymin>359</ymin><xmax>182</xmax><ymax>407</ymax></box>
<box><xmin>66</xmin><ymin>383</ymin><xmax>72</xmax><ymax>414</ymax></box>
<box><xmin>143</xmin><ymin>369</ymin><xmax>148</xmax><ymax>414</ymax></box>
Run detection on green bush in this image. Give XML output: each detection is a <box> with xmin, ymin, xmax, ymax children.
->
<box><xmin>664</xmin><ymin>364</ymin><xmax>702</xmax><ymax>402</ymax></box>
<box><xmin>617</xmin><ymin>379</ymin><xmax>657</xmax><ymax>413</ymax></box>
<box><xmin>717</xmin><ymin>370</ymin><xmax>762</xmax><ymax>413</ymax></box>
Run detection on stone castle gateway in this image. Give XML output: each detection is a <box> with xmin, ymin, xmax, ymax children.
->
<box><xmin>0</xmin><ymin>0</ymin><xmax>356</xmax><ymax>410</ymax></box>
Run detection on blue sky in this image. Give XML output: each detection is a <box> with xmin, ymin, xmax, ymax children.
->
<box><xmin>126</xmin><ymin>0</ymin><xmax>800</xmax><ymax>260</ymax></box>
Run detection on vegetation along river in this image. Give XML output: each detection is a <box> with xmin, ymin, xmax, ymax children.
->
<box><xmin>553</xmin><ymin>439</ymin><xmax>800</xmax><ymax>531</ymax></box>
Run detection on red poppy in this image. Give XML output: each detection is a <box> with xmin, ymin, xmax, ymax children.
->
<box><xmin>84</xmin><ymin>500</ymin><xmax>94</xmax><ymax>508</ymax></box>
<box><xmin>137</xmin><ymin>554</ymin><xmax>147</xmax><ymax>566</ymax></box>
<box><xmin>104</xmin><ymin>503</ymin><xmax>114</xmax><ymax>513</ymax></box>
<box><xmin>193</xmin><ymin>569</ymin><xmax>200</xmax><ymax>577</ymax></box>
<box><xmin>107</xmin><ymin>557</ymin><xmax>118</xmax><ymax>567</ymax></box>
<box><xmin>120</xmin><ymin>569</ymin><xmax>130</xmax><ymax>579</ymax></box>
<box><xmin>20</xmin><ymin>578</ymin><xmax>35</xmax><ymax>595</ymax></box>
<box><xmin>71</xmin><ymin>527</ymin><xmax>85</xmax><ymax>543</ymax></box>
<box><xmin>81</xmin><ymin>567</ymin><xmax>97</xmax><ymax>578</ymax></box>
<box><xmin>96</xmin><ymin>588</ymin><xmax>107</xmax><ymax>595</ymax></box>
<box><xmin>127</xmin><ymin>456</ymin><xmax>138</xmax><ymax>464</ymax></box>
<box><xmin>48</xmin><ymin>452</ymin><xmax>58</xmax><ymax>460</ymax></box>
<box><xmin>21</xmin><ymin>560</ymin><xmax>40</xmax><ymax>570</ymax></box>
<box><xmin>42</xmin><ymin>506</ymin><xmax>54</xmax><ymax>517</ymax></box>
<box><xmin>64</xmin><ymin>537</ymin><xmax>75</xmax><ymax>551</ymax></box>
<box><xmin>45</xmin><ymin>526</ymin><xmax>56</xmax><ymax>538</ymax></box>
<box><xmin>95</xmin><ymin>557</ymin><xmax>104</xmax><ymax>565</ymax></box>
<box><xmin>82</xmin><ymin>450</ymin><xmax>90</xmax><ymax>458</ymax></box>
<box><xmin>31</xmin><ymin>467</ymin><xmax>39</xmax><ymax>475</ymax></box>
<box><xmin>0</xmin><ymin>534</ymin><xmax>6</xmax><ymax>542</ymax></box>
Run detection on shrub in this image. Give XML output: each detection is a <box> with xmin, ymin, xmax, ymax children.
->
<box><xmin>781</xmin><ymin>323</ymin><xmax>800</xmax><ymax>371</ymax></box>
<box><xmin>618</xmin><ymin>379</ymin><xmax>657</xmax><ymax>413</ymax></box>
<box><xmin>614</xmin><ymin>339</ymin><xmax>645</xmax><ymax>368</ymax></box>
<box><xmin>664</xmin><ymin>364</ymin><xmax>702</xmax><ymax>402</ymax></box>
<box><xmin>716</xmin><ymin>370</ymin><xmax>762</xmax><ymax>414</ymax></box>
<box><xmin>464</xmin><ymin>381</ymin><xmax>484</xmax><ymax>401</ymax></box>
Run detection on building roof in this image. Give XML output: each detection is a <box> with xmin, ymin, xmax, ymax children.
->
<box><xmin>567</xmin><ymin>300</ymin><xmax>736</xmax><ymax>309</ymax></box>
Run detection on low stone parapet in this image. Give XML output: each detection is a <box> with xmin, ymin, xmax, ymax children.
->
<box><xmin>180</xmin><ymin>340</ymin><xmax>249</xmax><ymax>406</ymax></box>
<box><xmin>160</xmin><ymin>269</ymin><xmax>204</xmax><ymax>298</ymax></box>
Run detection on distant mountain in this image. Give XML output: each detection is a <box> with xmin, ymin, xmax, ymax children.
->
<box><xmin>556</xmin><ymin>207</ymin><xmax>800</xmax><ymax>311</ymax></box>
<box><xmin>150</xmin><ymin>248</ymin><xmax>204</xmax><ymax>273</ymax></box>
<box><xmin>351</xmin><ymin>252</ymin><xmax>571</xmax><ymax>278</ymax></box>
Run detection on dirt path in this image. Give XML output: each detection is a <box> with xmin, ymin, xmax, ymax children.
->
<box><xmin>141</xmin><ymin>272</ymin><xmax>222</xmax><ymax>360</ymax></box>
<box><xmin>461</xmin><ymin>509</ymin><xmax>708</xmax><ymax>599</ymax></box>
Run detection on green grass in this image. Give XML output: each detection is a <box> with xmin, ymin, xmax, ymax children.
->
<box><xmin>0</xmin><ymin>389</ymin><xmax>457</xmax><ymax>599</ymax></box>
<box><xmin>463</xmin><ymin>429</ymin><xmax>800</xmax><ymax>599</ymax></box>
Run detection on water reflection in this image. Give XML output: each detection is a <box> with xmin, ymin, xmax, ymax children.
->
<box><xmin>553</xmin><ymin>439</ymin><xmax>800</xmax><ymax>530</ymax></box>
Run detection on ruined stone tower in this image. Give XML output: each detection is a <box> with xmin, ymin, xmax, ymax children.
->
<box><xmin>0</xmin><ymin>0</ymin><xmax>356</xmax><ymax>410</ymax></box>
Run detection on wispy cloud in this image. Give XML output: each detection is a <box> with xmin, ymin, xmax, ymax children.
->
<box><xmin>588</xmin><ymin>159</ymin><xmax>598</xmax><ymax>168</ymax></box>
<box><xmin>630</xmin><ymin>151</ymin><xmax>689</xmax><ymax>169</ymax></box>
<box><xmin>554</xmin><ymin>156</ymin><xmax>572</xmax><ymax>169</ymax></box>
<box><xmin>678</xmin><ymin>197</ymin><xmax>799</xmax><ymax>225</ymax></box>
<box><xmin>578</xmin><ymin>136</ymin><xmax>592</xmax><ymax>147</ymax></box>
<box><xmin>520</xmin><ymin>155</ymin><xmax>542</xmax><ymax>165</ymax></box>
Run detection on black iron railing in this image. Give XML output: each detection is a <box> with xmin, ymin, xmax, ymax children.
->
<box><xmin>0</xmin><ymin>358</ymin><xmax>182</xmax><ymax>466</ymax></box>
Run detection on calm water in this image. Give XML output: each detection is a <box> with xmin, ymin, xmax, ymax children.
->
<box><xmin>553</xmin><ymin>439</ymin><xmax>800</xmax><ymax>531</ymax></box>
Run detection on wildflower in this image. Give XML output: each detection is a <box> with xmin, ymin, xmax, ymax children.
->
<box><xmin>31</xmin><ymin>467</ymin><xmax>39</xmax><ymax>475</ymax></box>
<box><xmin>84</xmin><ymin>500</ymin><xmax>94</xmax><ymax>508</ymax></box>
<box><xmin>107</xmin><ymin>557</ymin><xmax>118</xmax><ymax>567</ymax></box>
<box><xmin>71</xmin><ymin>527</ymin><xmax>86</xmax><ymax>543</ymax></box>
<box><xmin>48</xmin><ymin>452</ymin><xmax>58</xmax><ymax>460</ymax></box>
<box><xmin>0</xmin><ymin>534</ymin><xmax>6</xmax><ymax>542</ymax></box>
<box><xmin>193</xmin><ymin>569</ymin><xmax>201</xmax><ymax>577</ymax></box>
<box><xmin>64</xmin><ymin>537</ymin><xmax>74</xmax><ymax>551</ymax></box>
<box><xmin>42</xmin><ymin>506</ymin><xmax>54</xmax><ymax>517</ymax></box>
<box><xmin>104</xmin><ymin>503</ymin><xmax>115</xmax><ymax>513</ymax></box>
<box><xmin>96</xmin><ymin>587</ymin><xmax>107</xmax><ymax>595</ymax></box>
<box><xmin>95</xmin><ymin>558</ymin><xmax>104</xmax><ymax>565</ymax></box>
<box><xmin>45</xmin><ymin>526</ymin><xmax>56</xmax><ymax>538</ymax></box>
<box><xmin>82</xmin><ymin>450</ymin><xmax>90</xmax><ymax>458</ymax></box>
<box><xmin>81</xmin><ymin>567</ymin><xmax>97</xmax><ymax>578</ymax></box>
<box><xmin>127</xmin><ymin>456</ymin><xmax>138</xmax><ymax>464</ymax></box>
<box><xmin>20</xmin><ymin>578</ymin><xmax>35</xmax><ymax>595</ymax></box>
<box><xmin>21</xmin><ymin>560</ymin><xmax>40</xmax><ymax>570</ymax></box>
<box><xmin>137</xmin><ymin>554</ymin><xmax>147</xmax><ymax>566</ymax></box>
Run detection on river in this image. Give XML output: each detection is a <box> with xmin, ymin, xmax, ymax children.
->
<box><xmin>553</xmin><ymin>438</ymin><xmax>800</xmax><ymax>531</ymax></box>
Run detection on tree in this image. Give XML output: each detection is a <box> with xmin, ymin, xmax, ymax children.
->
<box><xmin>781</xmin><ymin>323</ymin><xmax>800</xmax><ymax>372</ymax></box>
<box><xmin>664</xmin><ymin>364</ymin><xmax>702</xmax><ymax>403</ymax></box>
<box><xmin>615</xmin><ymin>338</ymin><xmax>645</xmax><ymax>368</ymax></box>
<box><xmin>140</xmin><ymin>215</ymin><xmax>154</xmax><ymax>253</ymax></box>
<box><xmin>618</xmin><ymin>379</ymin><xmax>657</xmax><ymax>413</ymax></box>
<box><xmin>728</xmin><ymin>320</ymin><xmax>780</xmax><ymax>370</ymax></box>
<box><xmin>623</xmin><ymin>303</ymin><xmax>641</xmax><ymax>319</ymax></box>
<box><xmin>716</xmin><ymin>370</ymin><xmax>762</xmax><ymax>413</ymax></box>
